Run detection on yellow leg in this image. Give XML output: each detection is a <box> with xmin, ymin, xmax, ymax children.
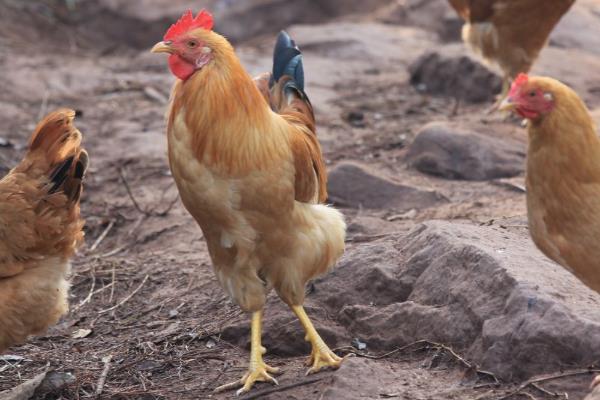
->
<box><xmin>291</xmin><ymin>305</ymin><xmax>344</xmax><ymax>375</ymax></box>
<box><xmin>487</xmin><ymin>75</ymin><xmax>512</xmax><ymax>114</ymax></box>
<box><xmin>214</xmin><ymin>310</ymin><xmax>279</xmax><ymax>395</ymax></box>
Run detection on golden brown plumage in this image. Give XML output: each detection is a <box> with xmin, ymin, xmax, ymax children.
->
<box><xmin>500</xmin><ymin>74</ymin><xmax>600</xmax><ymax>293</ymax></box>
<box><xmin>449</xmin><ymin>0</ymin><xmax>575</xmax><ymax>96</ymax></box>
<box><xmin>0</xmin><ymin>109</ymin><xmax>88</xmax><ymax>352</ymax></box>
<box><xmin>152</xmin><ymin>12</ymin><xmax>345</xmax><ymax>394</ymax></box>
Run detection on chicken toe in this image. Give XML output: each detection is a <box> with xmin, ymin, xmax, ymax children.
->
<box><xmin>291</xmin><ymin>305</ymin><xmax>345</xmax><ymax>375</ymax></box>
<box><xmin>214</xmin><ymin>310</ymin><xmax>280</xmax><ymax>394</ymax></box>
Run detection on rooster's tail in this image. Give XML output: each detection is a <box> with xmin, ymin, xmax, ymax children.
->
<box><xmin>268</xmin><ymin>31</ymin><xmax>314</xmax><ymax>125</ymax></box>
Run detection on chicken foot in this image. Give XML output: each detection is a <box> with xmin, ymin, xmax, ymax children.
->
<box><xmin>291</xmin><ymin>305</ymin><xmax>345</xmax><ymax>375</ymax></box>
<box><xmin>214</xmin><ymin>310</ymin><xmax>279</xmax><ymax>395</ymax></box>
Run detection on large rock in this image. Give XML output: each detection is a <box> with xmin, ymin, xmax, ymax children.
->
<box><xmin>406</xmin><ymin>122</ymin><xmax>525</xmax><ymax>181</ymax></box>
<box><xmin>310</xmin><ymin>220</ymin><xmax>600</xmax><ymax>381</ymax></box>
<box><xmin>327</xmin><ymin>162</ymin><xmax>446</xmax><ymax>210</ymax></box>
<box><xmin>409</xmin><ymin>52</ymin><xmax>502</xmax><ymax>103</ymax></box>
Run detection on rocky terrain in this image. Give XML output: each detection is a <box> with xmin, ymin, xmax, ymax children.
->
<box><xmin>1</xmin><ymin>0</ymin><xmax>600</xmax><ymax>399</ymax></box>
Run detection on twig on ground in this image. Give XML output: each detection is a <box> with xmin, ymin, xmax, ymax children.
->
<box><xmin>496</xmin><ymin>369</ymin><xmax>600</xmax><ymax>400</ymax></box>
<box><xmin>100</xmin><ymin>245</ymin><xmax>127</xmax><ymax>258</ymax></box>
<box><xmin>153</xmin><ymin>193</ymin><xmax>180</xmax><ymax>216</ymax></box>
<box><xmin>118</xmin><ymin>168</ymin><xmax>147</xmax><ymax>215</ymax></box>
<box><xmin>91</xmin><ymin>281</ymin><xmax>114</xmax><ymax>297</ymax></box>
<box><xmin>109</xmin><ymin>263</ymin><xmax>116</xmax><ymax>304</ymax></box>
<box><xmin>338</xmin><ymin>339</ymin><xmax>499</xmax><ymax>385</ymax></box>
<box><xmin>530</xmin><ymin>382</ymin><xmax>560</xmax><ymax>397</ymax></box>
<box><xmin>118</xmin><ymin>167</ymin><xmax>179</xmax><ymax>217</ymax></box>
<box><xmin>98</xmin><ymin>275</ymin><xmax>148</xmax><ymax>314</ymax></box>
<box><xmin>73</xmin><ymin>266</ymin><xmax>96</xmax><ymax>310</ymax></box>
<box><xmin>239</xmin><ymin>377</ymin><xmax>324</xmax><ymax>400</ymax></box>
<box><xmin>95</xmin><ymin>354</ymin><xmax>113</xmax><ymax>397</ymax></box>
<box><xmin>89</xmin><ymin>220</ymin><xmax>115</xmax><ymax>252</ymax></box>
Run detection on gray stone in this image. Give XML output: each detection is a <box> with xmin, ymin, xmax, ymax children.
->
<box><xmin>409</xmin><ymin>51</ymin><xmax>502</xmax><ymax>103</ymax></box>
<box><xmin>310</xmin><ymin>221</ymin><xmax>600</xmax><ymax>381</ymax></box>
<box><xmin>407</xmin><ymin>122</ymin><xmax>525</xmax><ymax>181</ymax></box>
<box><xmin>327</xmin><ymin>162</ymin><xmax>446</xmax><ymax>210</ymax></box>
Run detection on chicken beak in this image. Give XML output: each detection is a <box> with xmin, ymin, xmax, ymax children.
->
<box><xmin>151</xmin><ymin>41</ymin><xmax>173</xmax><ymax>54</ymax></box>
<box><xmin>498</xmin><ymin>96</ymin><xmax>517</xmax><ymax>112</ymax></box>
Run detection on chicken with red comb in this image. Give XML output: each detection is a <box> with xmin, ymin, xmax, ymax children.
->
<box><xmin>151</xmin><ymin>9</ymin><xmax>347</xmax><ymax>395</ymax></box>
<box><xmin>500</xmin><ymin>75</ymin><xmax>600</xmax><ymax>293</ymax></box>
<box><xmin>501</xmin><ymin>72</ymin><xmax>600</xmax><ymax>395</ymax></box>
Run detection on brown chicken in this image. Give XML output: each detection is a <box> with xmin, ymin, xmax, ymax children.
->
<box><xmin>500</xmin><ymin>74</ymin><xmax>600</xmax><ymax>292</ymax></box>
<box><xmin>500</xmin><ymin>73</ymin><xmax>600</xmax><ymax>393</ymax></box>
<box><xmin>448</xmin><ymin>0</ymin><xmax>574</xmax><ymax>101</ymax></box>
<box><xmin>0</xmin><ymin>109</ymin><xmax>88</xmax><ymax>353</ymax></box>
<box><xmin>151</xmin><ymin>10</ymin><xmax>346</xmax><ymax>394</ymax></box>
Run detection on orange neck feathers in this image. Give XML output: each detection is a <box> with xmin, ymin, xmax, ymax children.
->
<box><xmin>168</xmin><ymin>35</ymin><xmax>280</xmax><ymax>173</ymax></box>
<box><xmin>527</xmin><ymin>83</ymin><xmax>600</xmax><ymax>183</ymax></box>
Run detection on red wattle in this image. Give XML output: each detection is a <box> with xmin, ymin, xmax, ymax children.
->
<box><xmin>168</xmin><ymin>54</ymin><xmax>195</xmax><ymax>81</ymax></box>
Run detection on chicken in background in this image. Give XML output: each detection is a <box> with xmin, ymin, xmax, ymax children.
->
<box><xmin>448</xmin><ymin>0</ymin><xmax>575</xmax><ymax>106</ymax></box>
<box><xmin>0</xmin><ymin>109</ymin><xmax>88</xmax><ymax>353</ymax></box>
<box><xmin>151</xmin><ymin>10</ymin><xmax>346</xmax><ymax>395</ymax></box>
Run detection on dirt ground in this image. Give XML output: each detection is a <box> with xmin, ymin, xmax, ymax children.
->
<box><xmin>1</xmin><ymin>0</ymin><xmax>600</xmax><ymax>399</ymax></box>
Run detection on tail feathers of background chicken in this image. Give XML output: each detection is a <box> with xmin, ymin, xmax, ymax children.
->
<box><xmin>27</xmin><ymin>109</ymin><xmax>88</xmax><ymax>203</ymax></box>
<box><xmin>269</xmin><ymin>31</ymin><xmax>315</xmax><ymax>128</ymax></box>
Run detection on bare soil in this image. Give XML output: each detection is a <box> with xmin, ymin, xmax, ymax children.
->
<box><xmin>1</xmin><ymin>1</ymin><xmax>599</xmax><ymax>399</ymax></box>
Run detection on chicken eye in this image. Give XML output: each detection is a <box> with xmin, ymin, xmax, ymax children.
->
<box><xmin>529</xmin><ymin>91</ymin><xmax>537</xmax><ymax>97</ymax></box>
<box><xmin>187</xmin><ymin>40</ymin><xmax>198</xmax><ymax>48</ymax></box>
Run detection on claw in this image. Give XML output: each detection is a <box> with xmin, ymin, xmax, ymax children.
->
<box><xmin>291</xmin><ymin>305</ymin><xmax>347</xmax><ymax>375</ymax></box>
<box><xmin>305</xmin><ymin>346</ymin><xmax>344</xmax><ymax>375</ymax></box>
<box><xmin>214</xmin><ymin>361</ymin><xmax>280</xmax><ymax>394</ymax></box>
<box><xmin>214</xmin><ymin>310</ymin><xmax>280</xmax><ymax>394</ymax></box>
<box><xmin>236</xmin><ymin>366</ymin><xmax>279</xmax><ymax>395</ymax></box>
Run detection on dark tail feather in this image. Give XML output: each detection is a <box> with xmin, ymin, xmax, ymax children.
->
<box><xmin>31</xmin><ymin>110</ymin><xmax>88</xmax><ymax>204</ymax></box>
<box><xmin>48</xmin><ymin>149</ymin><xmax>88</xmax><ymax>203</ymax></box>
<box><xmin>48</xmin><ymin>156</ymin><xmax>75</xmax><ymax>194</ymax></box>
<box><xmin>60</xmin><ymin>150</ymin><xmax>88</xmax><ymax>203</ymax></box>
<box><xmin>270</xmin><ymin>31</ymin><xmax>305</xmax><ymax>91</ymax></box>
<box><xmin>269</xmin><ymin>30</ymin><xmax>313</xmax><ymax>115</ymax></box>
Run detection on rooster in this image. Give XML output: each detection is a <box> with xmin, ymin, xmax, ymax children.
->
<box><xmin>448</xmin><ymin>0</ymin><xmax>575</xmax><ymax>105</ymax></box>
<box><xmin>0</xmin><ymin>109</ymin><xmax>88</xmax><ymax>352</ymax></box>
<box><xmin>151</xmin><ymin>10</ymin><xmax>346</xmax><ymax>394</ymax></box>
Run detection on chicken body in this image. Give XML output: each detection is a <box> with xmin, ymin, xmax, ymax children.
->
<box><xmin>449</xmin><ymin>0</ymin><xmax>574</xmax><ymax>98</ymax></box>
<box><xmin>168</xmin><ymin>115</ymin><xmax>345</xmax><ymax>311</ymax></box>
<box><xmin>0</xmin><ymin>109</ymin><xmax>88</xmax><ymax>352</ymax></box>
<box><xmin>152</xmin><ymin>11</ymin><xmax>345</xmax><ymax>394</ymax></box>
<box><xmin>501</xmin><ymin>75</ymin><xmax>600</xmax><ymax>292</ymax></box>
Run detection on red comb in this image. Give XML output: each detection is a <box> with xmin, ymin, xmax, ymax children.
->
<box><xmin>514</xmin><ymin>73</ymin><xmax>529</xmax><ymax>86</ymax></box>
<box><xmin>164</xmin><ymin>10</ymin><xmax>213</xmax><ymax>41</ymax></box>
<box><xmin>509</xmin><ymin>73</ymin><xmax>529</xmax><ymax>96</ymax></box>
